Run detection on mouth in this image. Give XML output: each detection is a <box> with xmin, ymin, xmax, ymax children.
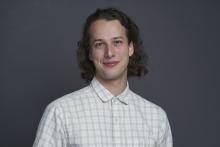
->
<box><xmin>103</xmin><ymin>61</ymin><xmax>119</xmax><ymax>68</ymax></box>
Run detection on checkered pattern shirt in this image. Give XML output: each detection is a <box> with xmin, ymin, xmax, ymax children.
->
<box><xmin>33</xmin><ymin>78</ymin><xmax>173</xmax><ymax>147</ymax></box>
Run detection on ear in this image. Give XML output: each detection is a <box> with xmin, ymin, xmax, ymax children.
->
<box><xmin>129</xmin><ymin>42</ymin><xmax>134</xmax><ymax>57</ymax></box>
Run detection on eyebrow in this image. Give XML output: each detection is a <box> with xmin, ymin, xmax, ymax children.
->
<box><xmin>92</xmin><ymin>36</ymin><xmax>124</xmax><ymax>43</ymax></box>
<box><xmin>112</xmin><ymin>36</ymin><xmax>124</xmax><ymax>40</ymax></box>
<box><xmin>92</xmin><ymin>39</ymin><xmax>103</xmax><ymax>43</ymax></box>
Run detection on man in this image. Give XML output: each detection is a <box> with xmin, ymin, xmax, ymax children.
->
<box><xmin>33</xmin><ymin>8</ymin><xmax>173</xmax><ymax>147</ymax></box>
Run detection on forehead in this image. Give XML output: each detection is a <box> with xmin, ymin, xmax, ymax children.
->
<box><xmin>89</xmin><ymin>19</ymin><xmax>127</xmax><ymax>41</ymax></box>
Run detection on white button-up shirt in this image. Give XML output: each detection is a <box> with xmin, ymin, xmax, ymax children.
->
<box><xmin>33</xmin><ymin>78</ymin><xmax>173</xmax><ymax>147</ymax></box>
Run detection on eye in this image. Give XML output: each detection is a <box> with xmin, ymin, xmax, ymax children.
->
<box><xmin>93</xmin><ymin>42</ymin><xmax>105</xmax><ymax>49</ymax></box>
<box><xmin>114</xmin><ymin>40</ymin><xmax>123</xmax><ymax>47</ymax></box>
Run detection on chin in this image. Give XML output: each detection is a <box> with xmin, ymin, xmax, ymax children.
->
<box><xmin>102</xmin><ymin>73</ymin><xmax>126</xmax><ymax>81</ymax></box>
<box><xmin>96</xmin><ymin>68</ymin><xmax>127</xmax><ymax>81</ymax></box>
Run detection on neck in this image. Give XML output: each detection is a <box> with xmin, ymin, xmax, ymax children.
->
<box><xmin>95</xmin><ymin>76</ymin><xmax>127</xmax><ymax>96</ymax></box>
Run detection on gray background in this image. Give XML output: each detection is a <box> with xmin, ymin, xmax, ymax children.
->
<box><xmin>1</xmin><ymin>0</ymin><xmax>220</xmax><ymax>146</ymax></box>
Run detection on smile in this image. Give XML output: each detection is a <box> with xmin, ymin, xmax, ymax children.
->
<box><xmin>103</xmin><ymin>61</ymin><xmax>119</xmax><ymax>68</ymax></box>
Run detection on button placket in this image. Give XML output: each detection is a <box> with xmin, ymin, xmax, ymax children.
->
<box><xmin>112</xmin><ymin>97</ymin><xmax>120</xmax><ymax>146</ymax></box>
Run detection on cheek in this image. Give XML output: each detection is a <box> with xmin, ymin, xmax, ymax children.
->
<box><xmin>90</xmin><ymin>50</ymin><xmax>104</xmax><ymax>63</ymax></box>
<box><xmin>116</xmin><ymin>46</ymin><xmax>129</xmax><ymax>56</ymax></box>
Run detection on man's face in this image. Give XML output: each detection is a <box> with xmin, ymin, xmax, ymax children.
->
<box><xmin>89</xmin><ymin>19</ymin><xmax>134</xmax><ymax>82</ymax></box>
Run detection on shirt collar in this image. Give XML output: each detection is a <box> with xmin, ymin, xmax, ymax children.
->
<box><xmin>90</xmin><ymin>77</ymin><xmax>130</xmax><ymax>105</ymax></box>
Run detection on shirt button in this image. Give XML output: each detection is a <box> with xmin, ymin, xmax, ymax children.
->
<box><xmin>113</xmin><ymin>98</ymin><xmax>120</xmax><ymax>104</ymax></box>
<box><xmin>112</xmin><ymin>98</ymin><xmax>116</xmax><ymax>103</ymax></box>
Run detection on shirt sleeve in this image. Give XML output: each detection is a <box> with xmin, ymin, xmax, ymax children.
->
<box><xmin>32</xmin><ymin>102</ymin><xmax>67</xmax><ymax>147</ymax></box>
<box><xmin>157</xmin><ymin>111</ymin><xmax>173</xmax><ymax>147</ymax></box>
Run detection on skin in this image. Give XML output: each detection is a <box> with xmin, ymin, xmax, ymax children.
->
<box><xmin>89</xmin><ymin>19</ymin><xmax>134</xmax><ymax>96</ymax></box>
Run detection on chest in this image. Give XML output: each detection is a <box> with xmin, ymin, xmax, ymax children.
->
<box><xmin>66</xmin><ymin>102</ymin><xmax>157</xmax><ymax>147</ymax></box>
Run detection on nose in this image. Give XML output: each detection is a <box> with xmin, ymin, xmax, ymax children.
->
<box><xmin>104</xmin><ymin>44</ymin><xmax>114</xmax><ymax>58</ymax></box>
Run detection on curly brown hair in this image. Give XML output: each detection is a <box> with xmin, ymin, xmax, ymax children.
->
<box><xmin>77</xmin><ymin>7</ymin><xmax>148</xmax><ymax>82</ymax></box>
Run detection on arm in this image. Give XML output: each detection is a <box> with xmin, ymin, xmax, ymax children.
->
<box><xmin>157</xmin><ymin>111</ymin><xmax>173</xmax><ymax>147</ymax></box>
<box><xmin>33</xmin><ymin>102</ymin><xmax>67</xmax><ymax>147</ymax></box>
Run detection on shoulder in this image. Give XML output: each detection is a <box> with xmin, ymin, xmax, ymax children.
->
<box><xmin>45</xmin><ymin>85</ymin><xmax>92</xmax><ymax>115</ymax></box>
<box><xmin>129</xmin><ymin>90</ymin><xmax>171</xmax><ymax>140</ymax></box>
<box><xmin>129</xmin><ymin>90</ymin><xmax>168</xmax><ymax>119</ymax></box>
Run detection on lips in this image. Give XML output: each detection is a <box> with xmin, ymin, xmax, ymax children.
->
<box><xmin>103</xmin><ymin>61</ymin><xmax>119</xmax><ymax>68</ymax></box>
